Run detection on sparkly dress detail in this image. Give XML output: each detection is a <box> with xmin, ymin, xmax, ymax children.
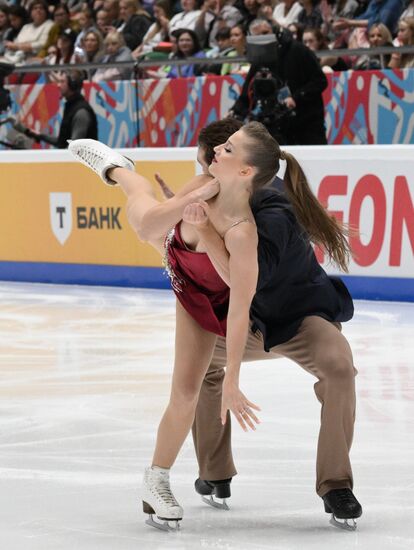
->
<box><xmin>163</xmin><ymin>222</ymin><xmax>230</xmax><ymax>336</ymax></box>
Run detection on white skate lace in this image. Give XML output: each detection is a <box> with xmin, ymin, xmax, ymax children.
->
<box><xmin>77</xmin><ymin>147</ymin><xmax>103</xmax><ymax>171</ymax></box>
<box><xmin>150</xmin><ymin>475</ymin><xmax>179</xmax><ymax>507</ymax></box>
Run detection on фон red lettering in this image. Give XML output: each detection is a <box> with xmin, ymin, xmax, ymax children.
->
<box><xmin>316</xmin><ymin>174</ymin><xmax>413</xmax><ymax>268</ymax></box>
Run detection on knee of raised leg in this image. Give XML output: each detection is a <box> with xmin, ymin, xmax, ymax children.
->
<box><xmin>324</xmin><ymin>354</ymin><xmax>355</xmax><ymax>383</ymax></box>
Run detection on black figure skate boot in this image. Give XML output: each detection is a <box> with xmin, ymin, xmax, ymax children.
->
<box><xmin>322</xmin><ymin>488</ymin><xmax>362</xmax><ymax>531</ymax></box>
<box><xmin>195</xmin><ymin>478</ymin><xmax>232</xmax><ymax>510</ymax></box>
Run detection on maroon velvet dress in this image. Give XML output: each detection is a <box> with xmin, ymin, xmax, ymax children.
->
<box><xmin>163</xmin><ymin>221</ymin><xmax>230</xmax><ymax>336</ymax></box>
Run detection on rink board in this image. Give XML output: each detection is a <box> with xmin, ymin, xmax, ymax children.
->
<box><xmin>0</xmin><ymin>146</ymin><xmax>413</xmax><ymax>301</ymax></box>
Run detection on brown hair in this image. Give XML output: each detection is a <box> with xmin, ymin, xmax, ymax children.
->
<box><xmin>198</xmin><ymin>118</ymin><xmax>243</xmax><ymax>165</ymax></box>
<box><xmin>303</xmin><ymin>27</ymin><xmax>328</xmax><ymax>50</ymax></box>
<box><xmin>241</xmin><ymin>121</ymin><xmax>351</xmax><ymax>272</ymax></box>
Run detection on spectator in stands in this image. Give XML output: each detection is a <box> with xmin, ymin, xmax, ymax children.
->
<box><xmin>66</xmin><ymin>0</ymin><xmax>86</xmax><ymax>15</ymax></box>
<box><xmin>167</xmin><ymin>27</ymin><xmax>206</xmax><ymax>77</ymax></box>
<box><xmin>256</xmin><ymin>0</ymin><xmax>276</xmax><ymax>22</ymax></box>
<box><xmin>298</xmin><ymin>0</ymin><xmax>324</xmax><ymax>29</ymax></box>
<box><xmin>221</xmin><ymin>22</ymin><xmax>250</xmax><ymax>74</ymax></box>
<box><xmin>39</xmin><ymin>3</ymin><xmax>79</xmax><ymax>58</ymax></box>
<box><xmin>74</xmin><ymin>8</ymin><xmax>97</xmax><ymax>52</ymax></box>
<box><xmin>323</xmin><ymin>0</ymin><xmax>359</xmax><ymax>47</ymax></box>
<box><xmin>2</xmin><ymin>0</ymin><xmax>53</xmax><ymax>65</ymax></box>
<box><xmin>302</xmin><ymin>26</ymin><xmax>349</xmax><ymax>71</ymax></box>
<box><xmin>16</xmin><ymin>71</ymin><xmax>98</xmax><ymax>148</ymax></box>
<box><xmin>238</xmin><ymin>0</ymin><xmax>260</xmax><ymax>31</ymax></box>
<box><xmin>204</xmin><ymin>26</ymin><xmax>233</xmax><ymax>72</ymax></box>
<box><xmin>43</xmin><ymin>44</ymin><xmax>58</xmax><ymax>63</ymax></box>
<box><xmin>75</xmin><ymin>29</ymin><xmax>105</xmax><ymax>75</ymax></box>
<box><xmin>401</xmin><ymin>0</ymin><xmax>414</xmax><ymax>19</ymax></box>
<box><xmin>208</xmin><ymin>25</ymin><xmax>233</xmax><ymax>53</ymax></box>
<box><xmin>116</xmin><ymin>0</ymin><xmax>152</xmax><ymax>51</ymax></box>
<box><xmin>169</xmin><ymin>0</ymin><xmax>201</xmax><ymax>34</ymax></box>
<box><xmin>0</xmin><ymin>5</ymin><xmax>10</xmax><ymax>56</ymax></box>
<box><xmin>273</xmin><ymin>0</ymin><xmax>302</xmax><ymax>28</ymax></box>
<box><xmin>287</xmin><ymin>21</ymin><xmax>304</xmax><ymax>40</ymax></box>
<box><xmin>333</xmin><ymin>0</ymin><xmax>404</xmax><ymax>36</ymax></box>
<box><xmin>133</xmin><ymin>0</ymin><xmax>171</xmax><ymax>56</ymax></box>
<box><xmin>44</xmin><ymin>28</ymin><xmax>77</xmax><ymax>66</ymax></box>
<box><xmin>353</xmin><ymin>21</ymin><xmax>392</xmax><ymax>68</ymax></box>
<box><xmin>96</xmin><ymin>9</ymin><xmax>111</xmax><ymax>37</ymax></box>
<box><xmin>195</xmin><ymin>0</ymin><xmax>243</xmax><ymax>48</ymax></box>
<box><xmin>103</xmin><ymin>0</ymin><xmax>122</xmax><ymax>27</ymax></box>
<box><xmin>3</xmin><ymin>5</ymin><xmax>28</xmax><ymax>44</ymax></box>
<box><xmin>92</xmin><ymin>30</ymin><xmax>134</xmax><ymax>80</ymax></box>
<box><xmin>0</xmin><ymin>5</ymin><xmax>28</xmax><ymax>64</ymax></box>
<box><xmin>389</xmin><ymin>16</ymin><xmax>414</xmax><ymax>67</ymax></box>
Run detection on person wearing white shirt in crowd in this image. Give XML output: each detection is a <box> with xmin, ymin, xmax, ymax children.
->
<box><xmin>169</xmin><ymin>0</ymin><xmax>201</xmax><ymax>33</ymax></box>
<box><xmin>2</xmin><ymin>0</ymin><xmax>53</xmax><ymax>65</ymax></box>
<box><xmin>273</xmin><ymin>0</ymin><xmax>302</xmax><ymax>28</ymax></box>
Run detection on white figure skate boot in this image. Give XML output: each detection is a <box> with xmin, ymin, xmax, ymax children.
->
<box><xmin>68</xmin><ymin>139</ymin><xmax>134</xmax><ymax>185</ymax></box>
<box><xmin>142</xmin><ymin>466</ymin><xmax>183</xmax><ymax>532</ymax></box>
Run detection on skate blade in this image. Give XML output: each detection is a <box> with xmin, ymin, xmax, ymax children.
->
<box><xmin>329</xmin><ymin>514</ymin><xmax>357</xmax><ymax>531</ymax></box>
<box><xmin>145</xmin><ymin>514</ymin><xmax>181</xmax><ymax>532</ymax></box>
<box><xmin>201</xmin><ymin>495</ymin><xmax>229</xmax><ymax>511</ymax></box>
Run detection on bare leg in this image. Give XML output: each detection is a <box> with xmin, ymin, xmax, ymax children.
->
<box><xmin>108</xmin><ymin>167</ymin><xmax>164</xmax><ymax>254</ymax></box>
<box><xmin>152</xmin><ymin>300</ymin><xmax>218</xmax><ymax>468</ymax></box>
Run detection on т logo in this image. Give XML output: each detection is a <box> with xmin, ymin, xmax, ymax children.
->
<box><xmin>49</xmin><ymin>192</ymin><xmax>123</xmax><ymax>245</ymax></box>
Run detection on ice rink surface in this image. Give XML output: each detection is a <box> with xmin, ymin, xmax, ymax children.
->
<box><xmin>0</xmin><ymin>281</ymin><xmax>413</xmax><ymax>550</ymax></box>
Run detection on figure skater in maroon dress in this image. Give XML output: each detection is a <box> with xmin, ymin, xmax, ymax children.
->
<box><xmin>69</xmin><ymin>119</ymin><xmax>360</xmax><ymax>532</ymax></box>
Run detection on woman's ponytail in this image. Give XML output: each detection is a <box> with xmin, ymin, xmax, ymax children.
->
<box><xmin>241</xmin><ymin>122</ymin><xmax>351</xmax><ymax>272</ymax></box>
<box><xmin>282</xmin><ymin>151</ymin><xmax>351</xmax><ymax>272</ymax></box>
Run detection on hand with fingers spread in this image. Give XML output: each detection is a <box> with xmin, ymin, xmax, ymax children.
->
<box><xmin>183</xmin><ymin>201</ymin><xmax>210</xmax><ymax>229</ymax></box>
<box><xmin>221</xmin><ymin>375</ymin><xmax>261</xmax><ymax>432</ymax></box>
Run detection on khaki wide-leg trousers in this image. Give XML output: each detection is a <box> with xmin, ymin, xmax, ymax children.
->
<box><xmin>192</xmin><ymin>316</ymin><xmax>357</xmax><ymax>497</ymax></box>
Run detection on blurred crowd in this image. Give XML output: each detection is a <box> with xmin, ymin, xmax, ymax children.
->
<box><xmin>0</xmin><ymin>0</ymin><xmax>413</xmax><ymax>82</ymax></box>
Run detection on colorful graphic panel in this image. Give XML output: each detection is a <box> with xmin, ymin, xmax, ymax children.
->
<box><xmin>1</xmin><ymin>69</ymin><xmax>413</xmax><ymax>149</ymax></box>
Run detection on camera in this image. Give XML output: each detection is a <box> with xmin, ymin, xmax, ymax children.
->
<box><xmin>0</xmin><ymin>62</ymin><xmax>14</xmax><ymax>114</ymax></box>
<box><xmin>244</xmin><ymin>35</ymin><xmax>295</xmax><ymax>142</ymax></box>
<box><xmin>250</xmin><ymin>68</ymin><xmax>295</xmax><ymax>126</ymax></box>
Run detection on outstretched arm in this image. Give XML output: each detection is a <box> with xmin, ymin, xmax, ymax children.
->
<box><xmin>184</xmin><ymin>205</ymin><xmax>261</xmax><ymax>431</ymax></box>
<box><xmin>222</xmin><ymin>224</ymin><xmax>261</xmax><ymax>431</ymax></box>
<box><xmin>224</xmin><ymin>223</ymin><xmax>258</xmax><ymax>379</ymax></box>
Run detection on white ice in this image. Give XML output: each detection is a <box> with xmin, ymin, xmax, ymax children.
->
<box><xmin>0</xmin><ymin>281</ymin><xmax>413</xmax><ymax>550</ymax></box>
